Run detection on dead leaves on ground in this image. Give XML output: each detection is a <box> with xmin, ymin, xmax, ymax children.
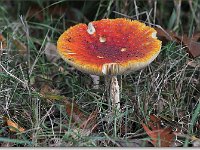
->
<box><xmin>64</xmin><ymin>99</ymin><xmax>98</xmax><ymax>138</ymax></box>
<box><xmin>142</xmin><ymin>115</ymin><xmax>175</xmax><ymax>147</ymax></box>
<box><xmin>65</xmin><ymin>103</ymin><xmax>98</xmax><ymax>140</ymax></box>
<box><xmin>40</xmin><ymin>83</ymin><xmax>98</xmax><ymax>138</ymax></box>
<box><xmin>0</xmin><ymin>34</ymin><xmax>6</xmax><ymax>72</ymax></box>
<box><xmin>26</xmin><ymin>3</ymin><xmax>86</xmax><ymax>24</ymax></box>
<box><xmin>180</xmin><ymin>33</ymin><xmax>200</xmax><ymax>58</ymax></box>
<box><xmin>3</xmin><ymin>117</ymin><xmax>25</xmax><ymax>133</ymax></box>
<box><xmin>0</xmin><ymin>33</ymin><xmax>28</xmax><ymax>56</ymax></box>
<box><xmin>156</xmin><ymin>28</ymin><xmax>200</xmax><ymax>58</ymax></box>
<box><xmin>26</xmin><ymin>4</ymin><xmax>69</xmax><ymax>21</ymax></box>
<box><xmin>0</xmin><ymin>33</ymin><xmax>6</xmax><ymax>49</ymax></box>
<box><xmin>69</xmin><ymin>109</ymin><xmax>98</xmax><ymax>141</ymax></box>
<box><xmin>12</xmin><ymin>39</ymin><xmax>27</xmax><ymax>55</ymax></box>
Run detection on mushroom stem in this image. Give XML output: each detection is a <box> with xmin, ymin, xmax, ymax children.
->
<box><xmin>110</xmin><ymin>75</ymin><xmax>120</xmax><ymax>110</ymax></box>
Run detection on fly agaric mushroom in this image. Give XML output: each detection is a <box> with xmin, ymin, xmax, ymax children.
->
<box><xmin>57</xmin><ymin>18</ymin><xmax>162</xmax><ymax>110</ymax></box>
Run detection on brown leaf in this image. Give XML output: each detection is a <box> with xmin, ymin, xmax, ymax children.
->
<box><xmin>13</xmin><ymin>39</ymin><xmax>27</xmax><ymax>55</ymax></box>
<box><xmin>48</xmin><ymin>5</ymin><xmax>68</xmax><ymax>17</ymax></box>
<box><xmin>5</xmin><ymin>117</ymin><xmax>25</xmax><ymax>133</ymax></box>
<box><xmin>187</xmin><ymin>60</ymin><xmax>200</xmax><ymax>68</ymax></box>
<box><xmin>26</xmin><ymin>5</ymin><xmax>44</xmax><ymax>21</ymax></box>
<box><xmin>0</xmin><ymin>34</ymin><xmax>6</xmax><ymax>72</ymax></box>
<box><xmin>0</xmin><ymin>33</ymin><xmax>6</xmax><ymax>49</ymax></box>
<box><xmin>64</xmin><ymin>100</ymin><xmax>87</xmax><ymax>125</ymax></box>
<box><xmin>26</xmin><ymin>4</ymin><xmax>68</xmax><ymax>21</ymax></box>
<box><xmin>155</xmin><ymin>27</ymin><xmax>179</xmax><ymax>44</ymax></box>
<box><xmin>150</xmin><ymin>114</ymin><xmax>161</xmax><ymax>122</ymax></box>
<box><xmin>70</xmin><ymin>109</ymin><xmax>98</xmax><ymax>140</ymax></box>
<box><xmin>179</xmin><ymin>33</ymin><xmax>200</xmax><ymax>58</ymax></box>
<box><xmin>71</xmin><ymin>128</ymin><xmax>91</xmax><ymax>140</ymax></box>
<box><xmin>155</xmin><ymin>27</ymin><xmax>200</xmax><ymax>58</ymax></box>
<box><xmin>80</xmin><ymin>109</ymin><xmax>98</xmax><ymax>131</ymax></box>
<box><xmin>40</xmin><ymin>84</ymin><xmax>95</xmax><ymax>128</ymax></box>
<box><xmin>40</xmin><ymin>84</ymin><xmax>63</xmax><ymax>101</ymax></box>
<box><xmin>40</xmin><ymin>84</ymin><xmax>98</xmax><ymax>135</ymax></box>
<box><xmin>40</xmin><ymin>84</ymin><xmax>54</xmax><ymax>95</ymax></box>
<box><xmin>142</xmin><ymin>115</ymin><xmax>175</xmax><ymax>147</ymax></box>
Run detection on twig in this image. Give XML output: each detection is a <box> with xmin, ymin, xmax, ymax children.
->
<box><xmin>153</xmin><ymin>0</ymin><xmax>157</xmax><ymax>25</ymax></box>
<box><xmin>134</xmin><ymin>0</ymin><xmax>139</xmax><ymax>20</ymax></box>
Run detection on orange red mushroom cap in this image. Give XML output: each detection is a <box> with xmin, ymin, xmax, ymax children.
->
<box><xmin>57</xmin><ymin>18</ymin><xmax>162</xmax><ymax>76</ymax></box>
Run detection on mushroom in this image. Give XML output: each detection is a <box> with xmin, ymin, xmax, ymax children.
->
<box><xmin>57</xmin><ymin>18</ymin><xmax>162</xmax><ymax>110</ymax></box>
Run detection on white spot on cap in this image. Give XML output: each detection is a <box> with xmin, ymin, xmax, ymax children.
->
<box><xmin>152</xmin><ymin>32</ymin><xmax>157</xmax><ymax>39</ymax></box>
<box><xmin>99</xmin><ymin>36</ymin><xmax>106</xmax><ymax>43</ymax></box>
<box><xmin>97</xmin><ymin>56</ymin><xmax>104</xmax><ymax>58</ymax></box>
<box><xmin>87</xmin><ymin>23</ymin><xmax>95</xmax><ymax>35</ymax></box>
<box><xmin>68</xmin><ymin>52</ymin><xmax>76</xmax><ymax>55</ymax></box>
<box><xmin>120</xmin><ymin>48</ymin><xmax>126</xmax><ymax>52</ymax></box>
<box><xmin>142</xmin><ymin>42</ymin><xmax>150</xmax><ymax>46</ymax></box>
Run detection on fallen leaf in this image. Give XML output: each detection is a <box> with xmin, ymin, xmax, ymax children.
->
<box><xmin>69</xmin><ymin>109</ymin><xmax>98</xmax><ymax>140</ymax></box>
<box><xmin>0</xmin><ymin>33</ymin><xmax>6</xmax><ymax>49</ymax></box>
<box><xmin>155</xmin><ymin>27</ymin><xmax>179</xmax><ymax>44</ymax></box>
<box><xmin>80</xmin><ymin>109</ymin><xmax>98</xmax><ymax>131</ymax></box>
<box><xmin>39</xmin><ymin>83</ymin><xmax>98</xmax><ymax>137</ymax></box>
<box><xmin>39</xmin><ymin>83</ymin><xmax>95</xmax><ymax>127</ymax></box>
<box><xmin>5</xmin><ymin>117</ymin><xmax>25</xmax><ymax>133</ymax></box>
<box><xmin>155</xmin><ymin>28</ymin><xmax>200</xmax><ymax>58</ymax></box>
<box><xmin>48</xmin><ymin>5</ymin><xmax>68</xmax><ymax>17</ymax></box>
<box><xmin>26</xmin><ymin>5</ymin><xmax>44</xmax><ymax>21</ymax></box>
<box><xmin>40</xmin><ymin>84</ymin><xmax>63</xmax><ymax>101</ymax></box>
<box><xmin>179</xmin><ymin>33</ymin><xmax>200</xmax><ymax>58</ymax></box>
<box><xmin>70</xmin><ymin>128</ymin><xmax>91</xmax><ymax>140</ymax></box>
<box><xmin>187</xmin><ymin>61</ymin><xmax>200</xmax><ymax>68</ymax></box>
<box><xmin>63</xmin><ymin>109</ymin><xmax>98</xmax><ymax>141</ymax></box>
<box><xmin>26</xmin><ymin>4</ymin><xmax>69</xmax><ymax>21</ymax></box>
<box><xmin>40</xmin><ymin>83</ymin><xmax>60</xmax><ymax>95</ymax></box>
<box><xmin>13</xmin><ymin>39</ymin><xmax>27</xmax><ymax>55</ymax></box>
<box><xmin>142</xmin><ymin>115</ymin><xmax>175</xmax><ymax>147</ymax></box>
<box><xmin>149</xmin><ymin>114</ymin><xmax>161</xmax><ymax>125</ymax></box>
<box><xmin>64</xmin><ymin>100</ymin><xmax>87</xmax><ymax>125</ymax></box>
<box><xmin>0</xmin><ymin>34</ymin><xmax>6</xmax><ymax>72</ymax></box>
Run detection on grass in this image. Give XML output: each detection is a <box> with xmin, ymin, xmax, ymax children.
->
<box><xmin>0</xmin><ymin>0</ymin><xmax>200</xmax><ymax>147</ymax></box>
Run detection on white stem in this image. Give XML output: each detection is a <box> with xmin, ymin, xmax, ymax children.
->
<box><xmin>110</xmin><ymin>76</ymin><xmax>120</xmax><ymax>110</ymax></box>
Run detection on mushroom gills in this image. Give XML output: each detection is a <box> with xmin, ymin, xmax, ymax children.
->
<box><xmin>102</xmin><ymin>63</ymin><xmax>120</xmax><ymax>75</ymax></box>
